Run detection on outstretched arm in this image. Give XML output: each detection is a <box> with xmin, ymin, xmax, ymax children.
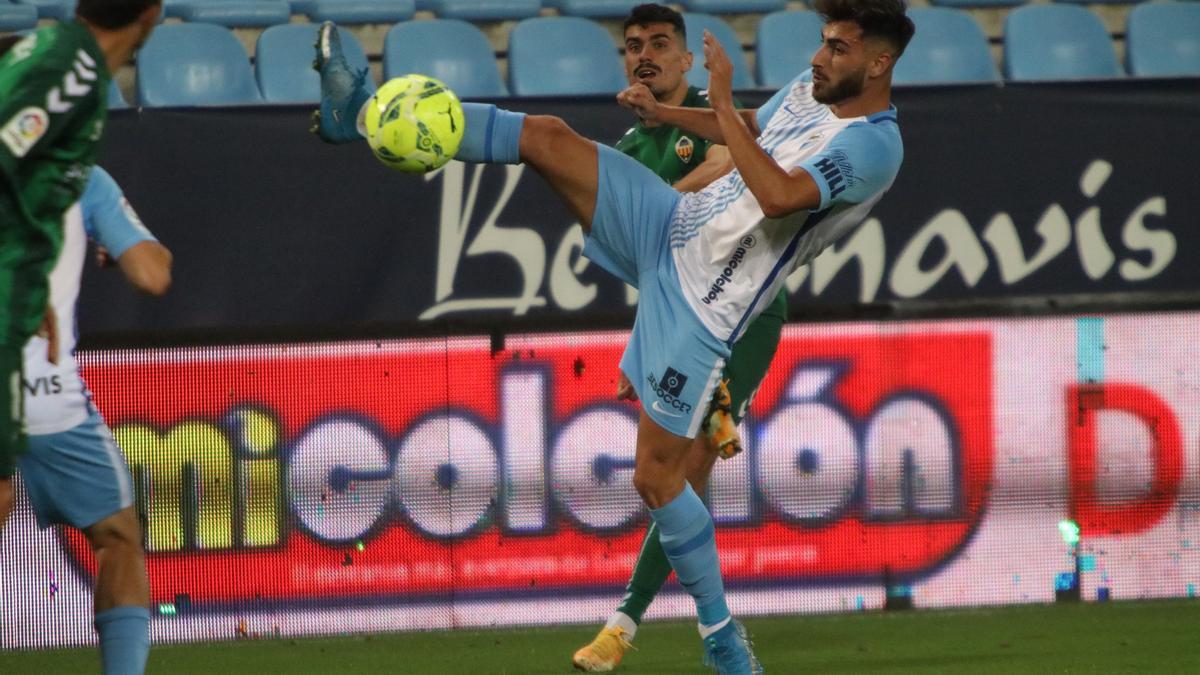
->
<box><xmin>700</xmin><ymin>31</ymin><xmax>822</xmax><ymax>217</ymax></box>
<box><xmin>618</xmin><ymin>85</ymin><xmax>760</xmax><ymax>145</ymax></box>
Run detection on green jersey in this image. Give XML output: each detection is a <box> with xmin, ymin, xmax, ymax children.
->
<box><xmin>615</xmin><ymin>86</ymin><xmax>720</xmax><ymax>187</ymax></box>
<box><xmin>0</xmin><ymin>23</ymin><xmax>109</xmax><ymax>346</ymax></box>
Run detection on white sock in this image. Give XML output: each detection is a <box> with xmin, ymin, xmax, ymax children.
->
<box><xmin>698</xmin><ymin>615</ymin><xmax>732</xmax><ymax>639</ymax></box>
<box><xmin>605</xmin><ymin>611</ymin><xmax>638</xmax><ymax>641</ymax></box>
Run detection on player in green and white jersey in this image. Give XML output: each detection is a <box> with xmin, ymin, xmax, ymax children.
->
<box><xmin>0</xmin><ymin>1</ymin><xmax>161</xmax><ymax>537</ymax></box>
<box><xmin>573</xmin><ymin>5</ymin><xmax>788</xmax><ymax>672</ymax></box>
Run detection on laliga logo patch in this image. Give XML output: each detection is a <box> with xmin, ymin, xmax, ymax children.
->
<box><xmin>674</xmin><ymin>136</ymin><xmax>694</xmax><ymax>164</ymax></box>
<box><xmin>0</xmin><ymin>107</ymin><xmax>49</xmax><ymax>158</ymax></box>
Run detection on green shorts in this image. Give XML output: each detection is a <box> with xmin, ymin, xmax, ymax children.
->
<box><xmin>1</xmin><ymin>345</ymin><xmax>25</xmax><ymax>478</ymax></box>
<box><xmin>724</xmin><ymin>290</ymin><xmax>787</xmax><ymax>424</ymax></box>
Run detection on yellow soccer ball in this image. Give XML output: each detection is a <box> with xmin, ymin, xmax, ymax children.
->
<box><xmin>363</xmin><ymin>74</ymin><xmax>465</xmax><ymax>174</ymax></box>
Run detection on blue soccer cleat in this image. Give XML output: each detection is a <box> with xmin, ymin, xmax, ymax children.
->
<box><xmin>310</xmin><ymin>21</ymin><xmax>374</xmax><ymax>143</ymax></box>
<box><xmin>703</xmin><ymin>620</ymin><xmax>764</xmax><ymax>675</ymax></box>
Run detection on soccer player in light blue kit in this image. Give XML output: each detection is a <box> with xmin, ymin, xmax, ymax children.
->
<box><xmin>313</xmin><ymin>0</ymin><xmax>912</xmax><ymax>671</ymax></box>
<box><xmin>19</xmin><ymin>166</ymin><xmax>171</xmax><ymax>675</ymax></box>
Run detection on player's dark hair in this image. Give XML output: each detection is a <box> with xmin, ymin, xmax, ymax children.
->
<box><xmin>624</xmin><ymin>3</ymin><xmax>687</xmax><ymax>42</ymax></box>
<box><xmin>76</xmin><ymin>0</ymin><xmax>162</xmax><ymax>30</ymax></box>
<box><xmin>0</xmin><ymin>35</ymin><xmax>21</xmax><ymax>58</ymax></box>
<box><xmin>813</xmin><ymin>0</ymin><xmax>915</xmax><ymax>58</ymax></box>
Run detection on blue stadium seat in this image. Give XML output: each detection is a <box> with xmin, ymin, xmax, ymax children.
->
<box><xmin>1004</xmin><ymin>5</ymin><xmax>1123</xmax><ymax>81</ymax></box>
<box><xmin>929</xmin><ymin>0</ymin><xmax>1024</xmax><ymax>8</ymax></box>
<box><xmin>544</xmin><ymin>0</ymin><xmax>640</xmax><ymax>19</ymax></box>
<box><xmin>137</xmin><ymin>24</ymin><xmax>263</xmax><ymax>106</ymax></box>
<box><xmin>383</xmin><ymin>19</ymin><xmax>508</xmax><ymax>98</ymax></box>
<box><xmin>894</xmin><ymin>8</ymin><xmax>998</xmax><ymax>84</ymax></box>
<box><xmin>755</xmin><ymin>10</ymin><xmax>822</xmax><ymax>89</ymax></box>
<box><xmin>1127</xmin><ymin>2</ymin><xmax>1200</xmax><ymax>77</ymax></box>
<box><xmin>680</xmin><ymin>0</ymin><xmax>785</xmax><ymax>14</ymax></box>
<box><xmin>507</xmin><ymin>17</ymin><xmax>625</xmax><ymax>96</ymax></box>
<box><xmin>169</xmin><ymin>1</ymin><xmax>291</xmax><ymax>27</ymax></box>
<box><xmin>13</xmin><ymin>0</ymin><xmax>75</xmax><ymax>22</ymax></box>
<box><xmin>0</xmin><ymin>3</ymin><xmax>38</xmax><ymax>30</ymax></box>
<box><xmin>256</xmin><ymin>23</ymin><xmax>370</xmax><ymax>103</ymax></box>
<box><xmin>292</xmin><ymin>0</ymin><xmax>416</xmax><ymax>23</ymax></box>
<box><xmin>108</xmin><ymin>80</ymin><xmax>129</xmax><ymax>109</ymax></box>
<box><xmin>425</xmin><ymin>0</ymin><xmax>542</xmax><ymax>21</ymax></box>
<box><xmin>682</xmin><ymin>13</ymin><xmax>755</xmax><ymax>90</ymax></box>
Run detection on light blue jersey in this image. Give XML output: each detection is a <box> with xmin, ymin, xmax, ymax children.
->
<box><xmin>671</xmin><ymin>71</ymin><xmax>903</xmax><ymax>345</ymax></box>
<box><xmin>583</xmin><ymin>73</ymin><xmax>902</xmax><ymax>437</ymax></box>
<box><xmin>22</xmin><ymin>165</ymin><xmax>154</xmax><ymax>434</ymax></box>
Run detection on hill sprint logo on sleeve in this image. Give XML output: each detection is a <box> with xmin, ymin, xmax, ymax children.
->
<box><xmin>0</xmin><ymin>107</ymin><xmax>49</xmax><ymax>158</ymax></box>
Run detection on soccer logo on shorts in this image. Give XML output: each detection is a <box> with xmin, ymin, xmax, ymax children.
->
<box><xmin>674</xmin><ymin>136</ymin><xmax>694</xmax><ymax>164</ymax></box>
<box><xmin>660</xmin><ymin>367</ymin><xmax>687</xmax><ymax>397</ymax></box>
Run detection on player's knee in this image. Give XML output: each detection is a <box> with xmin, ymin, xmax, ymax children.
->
<box><xmin>522</xmin><ymin>115</ymin><xmax>573</xmax><ymax>157</ymax></box>
<box><xmin>88</xmin><ymin>509</ymin><xmax>145</xmax><ymax>557</ymax></box>
<box><xmin>632</xmin><ymin>465</ymin><xmax>674</xmax><ymax>506</ymax></box>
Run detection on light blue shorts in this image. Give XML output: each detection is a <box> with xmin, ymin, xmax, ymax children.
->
<box><xmin>583</xmin><ymin>145</ymin><xmax>730</xmax><ymax>438</ymax></box>
<box><xmin>18</xmin><ymin>406</ymin><xmax>134</xmax><ymax>530</ymax></box>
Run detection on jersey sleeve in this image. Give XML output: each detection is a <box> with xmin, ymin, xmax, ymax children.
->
<box><xmin>755</xmin><ymin>69</ymin><xmax>812</xmax><ymax>131</ymax></box>
<box><xmin>0</xmin><ymin>34</ymin><xmax>99</xmax><ymax>180</ymax></box>
<box><xmin>80</xmin><ymin>166</ymin><xmax>157</xmax><ymax>258</ymax></box>
<box><xmin>795</xmin><ymin>121</ymin><xmax>903</xmax><ymax>210</ymax></box>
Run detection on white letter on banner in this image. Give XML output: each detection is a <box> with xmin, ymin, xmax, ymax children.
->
<box><xmin>982</xmin><ymin>206</ymin><xmax>1071</xmax><ymax>285</ymax></box>
<box><xmin>757</xmin><ymin>365</ymin><xmax>857</xmax><ymax>523</ymax></box>
<box><xmin>549</xmin><ymin>224</ymin><xmax>597</xmax><ymax>310</ymax></box>
<box><xmin>889</xmin><ymin>209</ymin><xmax>988</xmax><ymax>298</ymax></box>
<box><xmin>501</xmin><ymin>369</ymin><xmax>548</xmax><ymax>532</ymax></box>
<box><xmin>550</xmin><ymin>408</ymin><xmax>642</xmax><ymax>530</ymax></box>
<box><xmin>392</xmin><ymin>414</ymin><xmax>499</xmax><ymax>538</ymax></box>
<box><xmin>1120</xmin><ymin>197</ymin><xmax>1174</xmax><ymax>281</ymax></box>
<box><xmin>864</xmin><ymin>397</ymin><xmax>956</xmax><ymax>518</ymax></box>
<box><xmin>421</xmin><ymin>163</ymin><xmax>548</xmax><ymax>318</ymax></box>
<box><xmin>1075</xmin><ymin>160</ymin><xmax>1116</xmax><ymax>280</ymax></box>
<box><xmin>288</xmin><ymin>420</ymin><xmax>390</xmax><ymax>543</ymax></box>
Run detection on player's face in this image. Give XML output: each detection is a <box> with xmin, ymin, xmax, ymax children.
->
<box><xmin>810</xmin><ymin>21</ymin><xmax>870</xmax><ymax>105</ymax></box>
<box><xmin>624</xmin><ymin>22</ymin><xmax>693</xmax><ymax>101</ymax></box>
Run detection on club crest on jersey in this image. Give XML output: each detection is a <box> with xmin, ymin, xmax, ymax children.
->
<box><xmin>675</xmin><ymin>136</ymin><xmax>694</xmax><ymax>164</ymax></box>
<box><xmin>0</xmin><ymin>107</ymin><xmax>49</xmax><ymax>158</ymax></box>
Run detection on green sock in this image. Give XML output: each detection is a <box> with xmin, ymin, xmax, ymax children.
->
<box><xmin>616</xmin><ymin>521</ymin><xmax>674</xmax><ymax>624</ymax></box>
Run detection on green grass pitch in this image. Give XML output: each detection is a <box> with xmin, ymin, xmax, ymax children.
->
<box><xmin>4</xmin><ymin>599</ymin><xmax>1197</xmax><ymax>673</ymax></box>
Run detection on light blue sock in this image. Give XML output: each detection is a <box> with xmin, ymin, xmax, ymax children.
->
<box><xmin>95</xmin><ymin>606</ymin><xmax>150</xmax><ymax>675</ymax></box>
<box><xmin>651</xmin><ymin>483</ymin><xmax>731</xmax><ymax>629</ymax></box>
<box><xmin>458</xmin><ymin>103</ymin><xmax>525</xmax><ymax>164</ymax></box>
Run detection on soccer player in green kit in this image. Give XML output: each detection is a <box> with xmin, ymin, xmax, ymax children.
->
<box><xmin>573</xmin><ymin>5</ymin><xmax>788</xmax><ymax>671</ymax></box>
<box><xmin>1</xmin><ymin>4</ymin><xmax>160</xmax><ymax>672</ymax></box>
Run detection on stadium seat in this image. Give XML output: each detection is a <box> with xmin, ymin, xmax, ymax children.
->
<box><xmin>543</xmin><ymin>0</ymin><xmax>641</xmax><ymax>19</ymax></box>
<box><xmin>256</xmin><ymin>23</ymin><xmax>370</xmax><ymax>103</ymax></box>
<box><xmin>108</xmin><ymin>80</ymin><xmax>129</xmax><ymax>110</ymax></box>
<box><xmin>1127</xmin><ymin>2</ymin><xmax>1200</xmax><ymax>77</ymax></box>
<box><xmin>682</xmin><ymin>13</ymin><xmax>755</xmax><ymax>90</ymax></box>
<box><xmin>291</xmin><ymin>0</ymin><xmax>416</xmax><ymax>23</ymax></box>
<box><xmin>929</xmin><ymin>0</ymin><xmax>1023</xmax><ymax>8</ymax></box>
<box><xmin>1004</xmin><ymin>5</ymin><xmax>1123</xmax><ymax>81</ymax></box>
<box><xmin>0</xmin><ymin>3</ymin><xmax>38</xmax><ymax>31</ymax></box>
<box><xmin>13</xmin><ymin>0</ymin><xmax>74</xmax><ymax>22</ymax></box>
<box><xmin>755</xmin><ymin>10</ymin><xmax>823</xmax><ymax>89</ymax></box>
<box><xmin>137</xmin><ymin>23</ymin><xmax>263</xmax><ymax>106</ymax></box>
<box><xmin>383</xmin><ymin>19</ymin><xmax>508</xmax><ymax>98</ymax></box>
<box><xmin>168</xmin><ymin>1</ymin><xmax>291</xmax><ymax>26</ymax></box>
<box><xmin>894</xmin><ymin>8</ymin><xmax>999</xmax><ymax>84</ymax></box>
<box><xmin>508</xmin><ymin>17</ymin><xmax>625</xmax><ymax>96</ymax></box>
<box><xmin>680</xmin><ymin>0</ymin><xmax>785</xmax><ymax>14</ymax></box>
<box><xmin>425</xmin><ymin>0</ymin><xmax>542</xmax><ymax>21</ymax></box>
